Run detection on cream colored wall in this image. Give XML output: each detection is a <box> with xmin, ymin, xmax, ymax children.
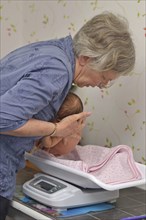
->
<box><xmin>1</xmin><ymin>0</ymin><xmax>145</xmax><ymax>164</ymax></box>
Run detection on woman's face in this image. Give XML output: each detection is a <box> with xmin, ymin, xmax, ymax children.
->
<box><xmin>74</xmin><ymin>57</ymin><xmax>118</xmax><ymax>88</ymax></box>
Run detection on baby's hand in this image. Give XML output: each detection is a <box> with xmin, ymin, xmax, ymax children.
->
<box><xmin>35</xmin><ymin>136</ymin><xmax>62</xmax><ymax>150</ymax></box>
<box><xmin>49</xmin><ymin>132</ymin><xmax>81</xmax><ymax>156</ymax></box>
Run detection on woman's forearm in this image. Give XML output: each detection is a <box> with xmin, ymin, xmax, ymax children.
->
<box><xmin>0</xmin><ymin>118</ymin><xmax>56</xmax><ymax>137</ymax></box>
<box><xmin>0</xmin><ymin>112</ymin><xmax>91</xmax><ymax>138</ymax></box>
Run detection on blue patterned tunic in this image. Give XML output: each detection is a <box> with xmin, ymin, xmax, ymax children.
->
<box><xmin>0</xmin><ymin>35</ymin><xmax>75</xmax><ymax>199</ymax></box>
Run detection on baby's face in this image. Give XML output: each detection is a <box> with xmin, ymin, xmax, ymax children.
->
<box><xmin>49</xmin><ymin>134</ymin><xmax>81</xmax><ymax>157</ymax></box>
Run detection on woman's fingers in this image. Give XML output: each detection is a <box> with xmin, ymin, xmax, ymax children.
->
<box><xmin>61</xmin><ymin>111</ymin><xmax>91</xmax><ymax>123</ymax></box>
<box><xmin>74</xmin><ymin>112</ymin><xmax>91</xmax><ymax>121</ymax></box>
<box><xmin>55</xmin><ymin>111</ymin><xmax>91</xmax><ymax>137</ymax></box>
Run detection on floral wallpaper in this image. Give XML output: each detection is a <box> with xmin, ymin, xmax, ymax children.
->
<box><xmin>1</xmin><ymin>0</ymin><xmax>145</xmax><ymax>164</ymax></box>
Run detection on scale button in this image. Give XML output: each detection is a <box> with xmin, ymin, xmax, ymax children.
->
<box><xmin>57</xmin><ymin>185</ymin><xmax>63</xmax><ymax>189</ymax></box>
<box><xmin>49</xmin><ymin>189</ymin><xmax>55</xmax><ymax>193</ymax></box>
<box><xmin>52</xmin><ymin>187</ymin><xmax>58</xmax><ymax>192</ymax></box>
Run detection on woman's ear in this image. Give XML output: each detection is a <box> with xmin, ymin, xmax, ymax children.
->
<box><xmin>78</xmin><ymin>56</ymin><xmax>90</xmax><ymax>66</ymax></box>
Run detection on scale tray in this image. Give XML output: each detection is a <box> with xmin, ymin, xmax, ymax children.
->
<box><xmin>25</xmin><ymin>152</ymin><xmax>146</xmax><ymax>191</ymax></box>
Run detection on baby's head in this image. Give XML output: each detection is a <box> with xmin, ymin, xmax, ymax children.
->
<box><xmin>56</xmin><ymin>92</ymin><xmax>83</xmax><ymax>121</ymax></box>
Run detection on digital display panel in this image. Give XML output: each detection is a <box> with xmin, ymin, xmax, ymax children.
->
<box><xmin>37</xmin><ymin>181</ymin><xmax>54</xmax><ymax>191</ymax></box>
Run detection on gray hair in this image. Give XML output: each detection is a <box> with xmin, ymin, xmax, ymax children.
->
<box><xmin>73</xmin><ymin>12</ymin><xmax>135</xmax><ymax>76</ymax></box>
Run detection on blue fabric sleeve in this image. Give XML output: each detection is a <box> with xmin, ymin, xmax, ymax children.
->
<box><xmin>0</xmin><ymin>57</ymin><xmax>68</xmax><ymax>131</ymax></box>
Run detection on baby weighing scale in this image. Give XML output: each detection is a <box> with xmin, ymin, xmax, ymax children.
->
<box><xmin>23</xmin><ymin>152</ymin><xmax>146</xmax><ymax>210</ymax></box>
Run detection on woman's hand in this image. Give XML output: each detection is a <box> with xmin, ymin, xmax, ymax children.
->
<box><xmin>54</xmin><ymin>111</ymin><xmax>91</xmax><ymax>137</ymax></box>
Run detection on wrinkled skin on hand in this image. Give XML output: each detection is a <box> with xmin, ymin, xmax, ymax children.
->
<box><xmin>55</xmin><ymin>112</ymin><xmax>91</xmax><ymax>137</ymax></box>
<box><xmin>35</xmin><ymin>121</ymin><xmax>83</xmax><ymax>156</ymax></box>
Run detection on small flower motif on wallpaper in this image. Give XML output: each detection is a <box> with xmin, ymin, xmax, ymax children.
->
<box><xmin>105</xmin><ymin>137</ymin><xmax>112</xmax><ymax>148</ymax></box>
<box><xmin>63</xmin><ymin>15</ymin><xmax>69</xmax><ymax>19</ymax></box>
<box><xmin>0</xmin><ymin>4</ymin><xmax>3</xmax><ymax>20</ymax></box>
<box><xmin>126</xmin><ymin>98</ymin><xmax>141</xmax><ymax>117</ymax></box>
<box><xmin>118</xmin><ymin>83</ymin><xmax>122</xmax><ymax>87</ymax></box>
<box><xmin>30</xmin><ymin>31</ymin><xmax>36</xmax><ymax>37</ymax></box>
<box><xmin>84</xmin><ymin>97</ymin><xmax>88</xmax><ymax>106</ymax></box>
<box><xmin>68</xmin><ymin>22</ymin><xmax>76</xmax><ymax>32</ymax></box>
<box><xmin>58</xmin><ymin>0</ymin><xmax>67</xmax><ymax>7</ymax></box>
<box><xmin>137</xmin><ymin>12</ymin><xmax>146</xmax><ymax>18</ymax></box>
<box><xmin>142</xmin><ymin>157</ymin><xmax>146</xmax><ymax>165</ymax></box>
<box><xmin>43</xmin><ymin>15</ymin><xmax>49</xmax><ymax>25</ymax></box>
<box><xmin>125</xmin><ymin>124</ymin><xmax>132</xmax><ymax>132</ymax></box>
<box><xmin>128</xmin><ymin>98</ymin><xmax>136</xmax><ymax>106</ymax></box>
<box><xmin>0</xmin><ymin>4</ymin><xmax>3</xmax><ymax>10</ymax></box>
<box><xmin>87</xmin><ymin>121</ymin><xmax>94</xmax><ymax>131</ymax></box>
<box><xmin>91</xmin><ymin>105</ymin><xmax>95</xmax><ymax>111</ymax></box>
<box><xmin>6</xmin><ymin>24</ymin><xmax>17</xmax><ymax>36</ymax></box>
<box><xmin>131</xmin><ymin>144</ymin><xmax>141</xmax><ymax>155</ymax></box>
<box><xmin>29</xmin><ymin>3</ymin><xmax>36</xmax><ymax>13</ymax></box>
<box><xmin>100</xmin><ymin>89</ymin><xmax>109</xmax><ymax>99</ymax></box>
<box><xmin>90</xmin><ymin>0</ymin><xmax>98</xmax><ymax>11</ymax></box>
<box><xmin>124</xmin><ymin>123</ymin><xmax>137</xmax><ymax>140</ymax></box>
<box><xmin>132</xmin><ymin>132</ymin><xmax>136</xmax><ymax>137</ymax></box>
<box><xmin>135</xmin><ymin>109</ymin><xmax>140</xmax><ymax>114</ymax></box>
<box><xmin>140</xmin><ymin>121</ymin><xmax>146</xmax><ymax>131</ymax></box>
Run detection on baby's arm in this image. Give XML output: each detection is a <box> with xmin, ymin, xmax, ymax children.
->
<box><xmin>35</xmin><ymin>136</ymin><xmax>62</xmax><ymax>150</ymax></box>
<box><xmin>49</xmin><ymin>132</ymin><xmax>81</xmax><ymax>156</ymax></box>
<box><xmin>35</xmin><ymin>118</ymin><xmax>84</xmax><ymax>156</ymax></box>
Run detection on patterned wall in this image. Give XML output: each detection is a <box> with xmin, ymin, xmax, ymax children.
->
<box><xmin>1</xmin><ymin>0</ymin><xmax>145</xmax><ymax>164</ymax></box>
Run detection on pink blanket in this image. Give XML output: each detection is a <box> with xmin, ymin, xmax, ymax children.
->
<box><xmin>34</xmin><ymin>145</ymin><xmax>142</xmax><ymax>185</ymax></box>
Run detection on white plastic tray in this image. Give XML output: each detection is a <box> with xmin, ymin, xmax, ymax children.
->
<box><xmin>25</xmin><ymin>152</ymin><xmax>146</xmax><ymax>191</ymax></box>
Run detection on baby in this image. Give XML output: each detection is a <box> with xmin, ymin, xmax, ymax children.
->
<box><xmin>35</xmin><ymin>92</ymin><xmax>84</xmax><ymax>156</ymax></box>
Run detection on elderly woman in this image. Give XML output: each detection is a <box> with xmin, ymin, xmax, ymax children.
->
<box><xmin>0</xmin><ymin>12</ymin><xmax>135</xmax><ymax>220</ymax></box>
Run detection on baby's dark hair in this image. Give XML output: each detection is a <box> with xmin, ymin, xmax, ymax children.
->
<box><xmin>57</xmin><ymin>92</ymin><xmax>83</xmax><ymax>120</ymax></box>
